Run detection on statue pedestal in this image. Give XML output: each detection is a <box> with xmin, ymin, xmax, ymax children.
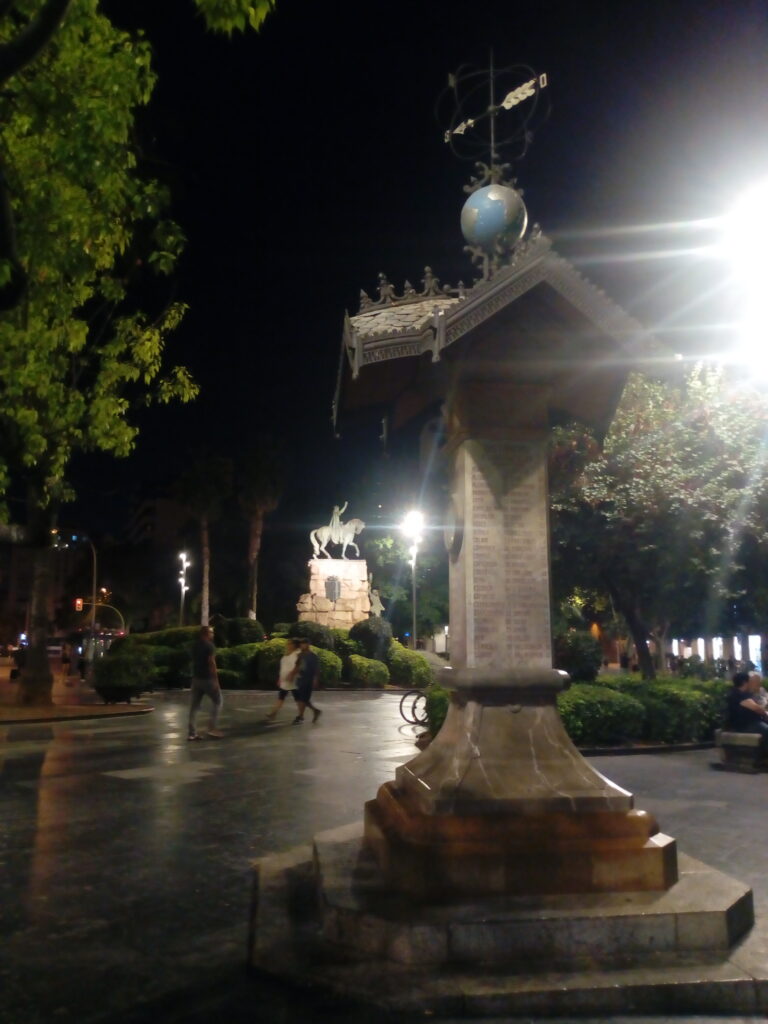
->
<box><xmin>365</xmin><ymin>668</ymin><xmax>677</xmax><ymax>899</ymax></box>
<box><xmin>297</xmin><ymin>558</ymin><xmax>370</xmax><ymax>629</ymax></box>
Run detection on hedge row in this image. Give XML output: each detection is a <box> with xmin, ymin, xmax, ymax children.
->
<box><xmin>424</xmin><ymin>675</ymin><xmax>731</xmax><ymax>747</ymax></box>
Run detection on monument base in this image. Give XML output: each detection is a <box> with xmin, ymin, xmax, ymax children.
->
<box><xmin>296</xmin><ymin>558</ymin><xmax>370</xmax><ymax>630</ymax></box>
<box><xmin>364</xmin><ymin>782</ymin><xmax>678</xmax><ymax>898</ymax></box>
<box><xmin>249</xmin><ymin>822</ymin><xmax>759</xmax><ymax>1017</ymax></box>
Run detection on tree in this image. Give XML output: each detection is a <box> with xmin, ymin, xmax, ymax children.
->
<box><xmin>363</xmin><ymin>533</ymin><xmax>448</xmax><ymax>642</ymax></box>
<box><xmin>550</xmin><ymin>367</ymin><xmax>768</xmax><ymax>679</ymax></box>
<box><xmin>238</xmin><ymin>438</ymin><xmax>284</xmax><ymax>621</ymax></box>
<box><xmin>172</xmin><ymin>454</ymin><xmax>233</xmax><ymax>626</ymax></box>
<box><xmin>0</xmin><ymin>0</ymin><xmax>274</xmax><ymax>704</ymax></box>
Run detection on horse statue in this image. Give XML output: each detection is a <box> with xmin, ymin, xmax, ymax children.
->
<box><xmin>310</xmin><ymin>518</ymin><xmax>365</xmax><ymax>559</ymax></box>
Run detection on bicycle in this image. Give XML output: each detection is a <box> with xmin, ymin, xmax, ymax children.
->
<box><xmin>399</xmin><ymin>688</ymin><xmax>428</xmax><ymax>726</ymax></box>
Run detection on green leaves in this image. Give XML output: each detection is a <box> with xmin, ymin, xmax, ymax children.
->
<box><xmin>193</xmin><ymin>0</ymin><xmax>275</xmax><ymax>34</ymax></box>
<box><xmin>550</xmin><ymin>365</ymin><xmax>768</xmax><ymax>653</ymax></box>
<box><xmin>0</xmin><ymin>3</ymin><xmax>200</xmax><ymax>508</ymax></box>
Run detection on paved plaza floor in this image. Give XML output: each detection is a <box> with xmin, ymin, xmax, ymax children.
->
<box><xmin>1</xmin><ymin>686</ymin><xmax>767</xmax><ymax>1023</ymax></box>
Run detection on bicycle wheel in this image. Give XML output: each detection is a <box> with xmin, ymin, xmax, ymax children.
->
<box><xmin>411</xmin><ymin>692</ymin><xmax>428</xmax><ymax>725</ymax></box>
<box><xmin>399</xmin><ymin>689</ymin><xmax>420</xmax><ymax>724</ymax></box>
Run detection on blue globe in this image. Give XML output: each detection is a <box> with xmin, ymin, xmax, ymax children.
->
<box><xmin>460</xmin><ymin>184</ymin><xmax>528</xmax><ymax>249</ymax></box>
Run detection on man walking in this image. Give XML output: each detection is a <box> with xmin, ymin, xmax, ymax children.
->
<box><xmin>292</xmin><ymin>637</ymin><xmax>322</xmax><ymax>724</ymax></box>
<box><xmin>188</xmin><ymin>625</ymin><xmax>223</xmax><ymax>740</ymax></box>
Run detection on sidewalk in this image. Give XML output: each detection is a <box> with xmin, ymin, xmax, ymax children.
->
<box><xmin>0</xmin><ymin>659</ymin><xmax>153</xmax><ymax>723</ymax></box>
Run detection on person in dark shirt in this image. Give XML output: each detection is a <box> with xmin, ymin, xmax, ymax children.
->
<box><xmin>726</xmin><ymin>671</ymin><xmax>768</xmax><ymax>751</ymax></box>
<box><xmin>292</xmin><ymin>637</ymin><xmax>323</xmax><ymax>725</ymax></box>
<box><xmin>188</xmin><ymin>625</ymin><xmax>223</xmax><ymax>740</ymax></box>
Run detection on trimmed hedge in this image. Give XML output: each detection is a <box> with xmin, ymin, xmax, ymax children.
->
<box><xmin>425</xmin><ymin>681</ymin><xmax>452</xmax><ymax>737</ymax></box>
<box><xmin>553</xmin><ymin>629</ymin><xmax>603</xmax><ymax>682</ymax></box>
<box><xmin>557</xmin><ymin>683</ymin><xmax>645</xmax><ymax>746</ymax></box>
<box><xmin>128</xmin><ymin>626</ymin><xmax>199</xmax><ymax>648</ymax></box>
<box><xmin>217</xmin><ymin>668</ymin><xmax>249</xmax><ymax>690</ymax></box>
<box><xmin>209</xmin><ymin>615</ymin><xmax>265</xmax><ymax>647</ymax></box>
<box><xmin>145</xmin><ymin>644</ymin><xmax>191</xmax><ymax>688</ymax></box>
<box><xmin>288</xmin><ymin>621</ymin><xmax>335</xmax><ymax>650</ymax></box>
<box><xmin>255</xmin><ymin>638</ymin><xmax>288</xmax><ymax>688</ymax></box>
<box><xmin>348</xmin><ymin>654</ymin><xmax>389</xmax><ymax>688</ymax></box>
<box><xmin>216</xmin><ymin>643</ymin><xmax>261</xmax><ymax>675</ymax></box>
<box><xmin>386</xmin><ymin>640</ymin><xmax>432</xmax><ymax>688</ymax></box>
<box><xmin>94</xmin><ymin>646</ymin><xmax>155</xmax><ymax>689</ymax></box>
<box><xmin>599</xmin><ymin>674</ymin><xmax>729</xmax><ymax>743</ymax></box>
<box><xmin>315</xmin><ymin>647</ymin><xmax>343</xmax><ymax>687</ymax></box>
<box><xmin>349</xmin><ymin>617</ymin><xmax>392</xmax><ymax>661</ymax></box>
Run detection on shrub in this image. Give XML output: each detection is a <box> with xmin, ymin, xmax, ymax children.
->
<box><xmin>216</xmin><ymin>643</ymin><xmax>261</xmax><ymax>675</ymax></box>
<box><xmin>425</xmin><ymin>681</ymin><xmax>452</xmax><ymax>737</ymax></box>
<box><xmin>556</xmin><ymin>683</ymin><xmax>645</xmax><ymax>746</ymax></box>
<box><xmin>348</xmin><ymin>654</ymin><xmax>389</xmax><ymax>688</ymax></box>
<box><xmin>226</xmin><ymin>617</ymin><xmax>266</xmax><ymax>646</ymax></box>
<box><xmin>94</xmin><ymin>646</ymin><xmax>156</xmax><ymax>689</ymax></box>
<box><xmin>129</xmin><ymin>626</ymin><xmax>198</xmax><ymax>648</ymax></box>
<box><xmin>386</xmin><ymin>640</ymin><xmax>432</xmax><ymax>688</ymax></box>
<box><xmin>288</xmin><ymin>621</ymin><xmax>334</xmax><ymax>650</ymax></box>
<box><xmin>255</xmin><ymin>637</ymin><xmax>288</xmax><ymax>688</ymax></box>
<box><xmin>349</xmin><ymin>617</ymin><xmax>392</xmax><ymax>661</ymax></box>
<box><xmin>597</xmin><ymin>674</ymin><xmax>729</xmax><ymax>743</ymax></box>
<box><xmin>331</xmin><ymin>628</ymin><xmax>365</xmax><ymax>678</ymax></box>
<box><xmin>217</xmin><ymin>668</ymin><xmax>248</xmax><ymax>689</ymax></box>
<box><xmin>271</xmin><ymin>622</ymin><xmax>293</xmax><ymax>637</ymax></box>
<box><xmin>208</xmin><ymin>615</ymin><xmax>265</xmax><ymax>647</ymax></box>
<box><xmin>553</xmin><ymin>629</ymin><xmax>603</xmax><ymax>682</ymax></box>
<box><xmin>146</xmin><ymin>645</ymin><xmax>191</xmax><ymax>688</ymax></box>
<box><xmin>315</xmin><ymin>647</ymin><xmax>342</xmax><ymax>687</ymax></box>
<box><xmin>640</xmin><ymin>681</ymin><xmax>729</xmax><ymax>743</ymax></box>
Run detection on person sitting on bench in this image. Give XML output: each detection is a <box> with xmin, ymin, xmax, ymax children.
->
<box><xmin>727</xmin><ymin>671</ymin><xmax>768</xmax><ymax>752</ymax></box>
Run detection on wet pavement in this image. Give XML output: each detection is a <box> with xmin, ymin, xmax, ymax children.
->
<box><xmin>1</xmin><ymin>687</ymin><xmax>768</xmax><ymax>1023</ymax></box>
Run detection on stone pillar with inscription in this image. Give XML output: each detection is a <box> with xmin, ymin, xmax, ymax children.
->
<box><xmin>445</xmin><ymin>379</ymin><xmax>553</xmax><ymax>669</ymax></box>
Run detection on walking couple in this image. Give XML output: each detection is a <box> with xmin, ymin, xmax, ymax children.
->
<box><xmin>267</xmin><ymin>636</ymin><xmax>323</xmax><ymax>725</ymax></box>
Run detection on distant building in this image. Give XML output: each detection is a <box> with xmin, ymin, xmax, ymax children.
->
<box><xmin>125</xmin><ymin>498</ymin><xmax>188</xmax><ymax>549</ymax></box>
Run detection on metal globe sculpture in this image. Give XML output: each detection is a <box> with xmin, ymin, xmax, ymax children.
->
<box><xmin>460</xmin><ymin>184</ymin><xmax>528</xmax><ymax>250</ymax></box>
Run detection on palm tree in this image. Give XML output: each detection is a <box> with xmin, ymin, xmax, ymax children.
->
<box><xmin>172</xmin><ymin>454</ymin><xmax>233</xmax><ymax>625</ymax></box>
<box><xmin>238</xmin><ymin>438</ymin><xmax>284</xmax><ymax>621</ymax></box>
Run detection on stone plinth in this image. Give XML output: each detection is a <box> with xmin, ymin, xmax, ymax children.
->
<box><xmin>297</xmin><ymin>558</ymin><xmax>370</xmax><ymax>629</ymax></box>
<box><xmin>249</xmin><ymin>823</ymin><xmax>757</xmax><ymax>1015</ymax></box>
<box><xmin>363</xmin><ymin>668</ymin><xmax>678</xmax><ymax>899</ymax></box>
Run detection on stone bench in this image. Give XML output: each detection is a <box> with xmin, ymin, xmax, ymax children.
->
<box><xmin>714</xmin><ymin>728</ymin><xmax>765</xmax><ymax>773</ymax></box>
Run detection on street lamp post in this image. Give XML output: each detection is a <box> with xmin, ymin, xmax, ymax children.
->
<box><xmin>178</xmin><ymin>552</ymin><xmax>190</xmax><ymax>626</ymax></box>
<box><xmin>401</xmin><ymin>510</ymin><xmax>424</xmax><ymax>650</ymax></box>
<box><xmin>88</xmin><ymin>539</ymin><xmax>97</xmax><ymax>670</ymax></box>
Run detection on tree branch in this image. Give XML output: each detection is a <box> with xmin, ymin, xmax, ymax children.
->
<box><xmin>0</xmin><ymin>0</ymin><xmax>71</xmax><ymax>88</ymax></box>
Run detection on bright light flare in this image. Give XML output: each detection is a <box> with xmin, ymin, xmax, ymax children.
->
<box><xmin>401</xmin><ymin>510</ymin><xmax>424</xmax><ymax>541</ymax></box>
<box><xmin>721</xmin><ymin>179</ymin><xmax>768</xmax><ymax>375</ymax></box>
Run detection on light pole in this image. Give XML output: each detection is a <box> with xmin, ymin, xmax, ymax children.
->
<box><xmin>401</xmin><ymin>510</ymin><xmax>424</xmax><ymax>650</ymax></box>
<box><xmin>178</xmin><ymin>552</ymin><xmax>190</xmax><ymax>626</ymax></box>
<box><xmin>88</xmin><ymin>539</ymin><xmax>97</xmax><ymax>669</ymax></box>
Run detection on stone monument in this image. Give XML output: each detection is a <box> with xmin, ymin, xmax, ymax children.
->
<box><xmin>251</xmin><ymin>65</ymin><xmax>755</xmax><ymax>1015</ymax></box>
<box><xmin>297</xmin><ymin>504</ymin><xmax>370</xmax><ymax>629</ymax></box>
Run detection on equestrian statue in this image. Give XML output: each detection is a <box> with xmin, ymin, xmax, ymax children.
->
<box><xmin>310</xmin><ymin>501</ymin><xmax>365</xmax><ymax>559</ymax></box>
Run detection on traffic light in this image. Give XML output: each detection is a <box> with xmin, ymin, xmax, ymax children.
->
<box><xmin>75</xmin><ymin>598</ymin><xmax>83</xmax><ymax>612</ymax></box>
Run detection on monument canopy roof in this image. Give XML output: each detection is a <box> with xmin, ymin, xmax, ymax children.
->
<box><xmin>336</xmin><ymin>233</ymin><xmax>665</xmax><ymax>438</ymax></box>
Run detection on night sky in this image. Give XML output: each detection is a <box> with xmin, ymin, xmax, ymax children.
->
<box><xmin>73</xmin><ymin>0</ymin><xmax>768</xmax><ymax>544</ymax></box>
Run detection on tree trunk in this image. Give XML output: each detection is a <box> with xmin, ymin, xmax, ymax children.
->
<box><xmin>201</xmin><ymin>515</ymin><xmax>210</xmax><ymax>626</ymax></box>
<box><xmin>247</xmin><ymin>509</ymin><xmax>264</xmax><ymax>619</ymax></box>
<box><xmin>18</xmin><ymin>501</ymin><xmax>55</xmax><ymax>706</ymax></box>
<box><xmin>606</xmin><ymin>583</ymin><xmax>656</xmax><ymax>680</ymax></box>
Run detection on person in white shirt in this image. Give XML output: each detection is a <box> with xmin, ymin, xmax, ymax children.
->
<box><xmin>265</xmin><ymin>637</ymin><xmax>300</xmax><ymax>721</ymax></box>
